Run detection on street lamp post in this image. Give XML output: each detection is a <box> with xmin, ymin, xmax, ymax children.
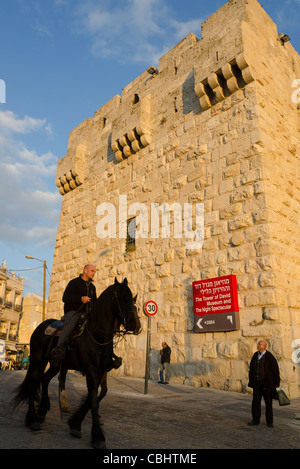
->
<box><xmin>25</xmin><ymin>256</ymin><xmax>47</xmax><ymax>322</ymax></box>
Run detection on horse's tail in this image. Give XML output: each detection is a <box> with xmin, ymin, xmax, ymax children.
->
<box><xmin>10</xmin><ymin>366</ymin><xmax>41</xmax><ymax>409</ymax></box>
<box><xmin>11</xmin><ymin>319</ymin><xmax>54</xmax><ymax>410</ymax></box>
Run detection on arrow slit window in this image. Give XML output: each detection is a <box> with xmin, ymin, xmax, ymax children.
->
<box><xmin>126</xmin><ymin>217</ymin><xmax>136</xmax><ymax>253</ymax></box>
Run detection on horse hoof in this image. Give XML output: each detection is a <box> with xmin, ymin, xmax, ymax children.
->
<box><xmin>60</xmin><ymin>391</ymin><xmax>71</xmax><ymax>413</ymax></box>
<box><xmin>61</xmin><ymin>405</ymin><xmax>71</xmax><ymax>413</ymax></box>
<box><xmin>30</xmin><ymin>422</ymin><xmax>41</xmax><ymax>431</ymax></box>
<box><xmin>70</xmin><ymin>428</ymin><xmax>82</xmax><ymax>438</ymax></box>
<box><xmin>92</xmin><ymin>440</ymin><xmax>106</xmax><ymax>449</ymax></box>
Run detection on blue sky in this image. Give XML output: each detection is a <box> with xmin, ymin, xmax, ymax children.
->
<box><xmin>0</xmin><ymin>0</ymin><xmax>299</xmax><ymax>299</ymax></box>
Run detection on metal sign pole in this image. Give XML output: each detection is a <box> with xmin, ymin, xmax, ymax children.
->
<box><xmin>143</xmin><ymin>300</ymin><xmax>158</xmax><ymax>395</ymax></box>
<box><xmin>144</xmin><ymin>315</ymin><xmax>151</xmax><ymax>395</ymax></box>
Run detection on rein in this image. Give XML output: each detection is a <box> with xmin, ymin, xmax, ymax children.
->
<box><xmin>86</xmin><ymin>288</ymin><xmax>138</xmax><ymax>347</ymax></box>
<box><xmin>86</xmin><ymin>325</ymin><xmax>113</xmax><ymax>347</ymax></box>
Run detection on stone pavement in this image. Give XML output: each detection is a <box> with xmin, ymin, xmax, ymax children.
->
<box><xmin>0</xmin><ymin>370</ymin><xmax>299</xmax><ymax>452</ymax></box>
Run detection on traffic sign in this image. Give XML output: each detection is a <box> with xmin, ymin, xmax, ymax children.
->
<box><xmin>194</xmin><ymin>311</ymin><xmax>240</xmax><ymax>333</ymax></box>
<box><xmin>144</xmin><ymin>300</ymin><xmax>158</xmax><ymax>316</ymax></box>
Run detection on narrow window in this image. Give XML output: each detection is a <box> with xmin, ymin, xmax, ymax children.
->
<box><xmin>126</xmin><ymin>217</ymin><xmax>136</xmax><ymax>252</ymax></box>
<box><xmin>174</xmin><ymin>97</ymin><xmax>178</xmax><ymax>113</ymax></box>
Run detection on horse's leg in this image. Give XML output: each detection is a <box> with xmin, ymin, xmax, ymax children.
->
<box><xmin>98</xmin><ymin>372</ymin><xmax>108</xmax><ymax>404</ymax></box>
<box><xmin>27</xmin><ymin>392</ymin><xmax>41</xmax><ymax>430</ymax></box>
<box><xmin>26</xmin><ymin>369</ymin><xmax>41</xmax><ymax>431</ymax></box>
<box><xmin>68</xmin><ymin>372</ymin><xmax>107</xmax><ymax>436</ymax></box>
<box><xmin>97</xmin><ymin>372</ymin><xmax>107</xmax><ymax>425</ymax></box>
<box><xmin>20</xmin><ymin>360</ymin><xmax>44</xmax><ymax>430</ymax></box>
<box><xmin>68</xmin><ymin>370</ymin><xmax>106</xmax><ymax>448</ymax></box>
<box><xmin>87</xmin><ymin>370</ymin><xmax>106</xmax><ymax>449</ymax></box>
<box><xmin>59</xmin><ymin>366</ymin><xmax>71</xmax><ymax>414</ymax></box>
<box><xmin>68</xmin><ymin>396</ymin><xmax>90</xmax><ymax>438</ymax></box>
<box><xmin>37</xmin><ymin>365</ymin><xmax>59</xmax><ymax>422</ymax></box>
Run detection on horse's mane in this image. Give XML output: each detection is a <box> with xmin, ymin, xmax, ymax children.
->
<box><xmin>91</xmin><ymin>284</ymin><xmax>115</xmax><ymax>315</ymax></box>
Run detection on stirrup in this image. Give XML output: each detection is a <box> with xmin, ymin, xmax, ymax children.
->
<box><xmin>112</xmin><ymin>356</ymin><xmax>122</xmax><ymax>369</ymax></box>
<box><xmin>106</xmin><ymin>356</ymin><xmax>122</xmax><ymax>372</ymax></box>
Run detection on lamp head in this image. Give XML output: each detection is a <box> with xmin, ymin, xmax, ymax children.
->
<box><xmin>147</xmin><ymin>66</ymin><xmax>158</xmax><ymax>75</ymax></box>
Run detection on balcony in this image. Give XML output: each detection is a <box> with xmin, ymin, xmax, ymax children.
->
<box><xmin>0</xmin><ymin>297</ymin><xmax>22</xmax><ymax>312</ymax></box>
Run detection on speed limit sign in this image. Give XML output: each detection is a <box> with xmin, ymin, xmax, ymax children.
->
<box><xmin>144</xmin><ymin>300</ymin><xmax>158</xmax><ymax>316</ymax></box>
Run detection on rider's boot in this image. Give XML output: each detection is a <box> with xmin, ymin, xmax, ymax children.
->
<box><xmin>50</xmin><ymin>344</ymin><xmax>66</xmax><ymax>367</ymax></box>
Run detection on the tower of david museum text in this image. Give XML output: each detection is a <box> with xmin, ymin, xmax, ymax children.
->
<box><xmin>48</xmin><ymin>0</ymin><xmax>300</xmax><ymax>397</ymax></box>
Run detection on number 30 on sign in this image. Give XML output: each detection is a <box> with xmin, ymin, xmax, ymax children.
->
<box><xmin>144</xmin><ymin>300</ymin><xmax>158</xmax><ymax>316</ymax></box>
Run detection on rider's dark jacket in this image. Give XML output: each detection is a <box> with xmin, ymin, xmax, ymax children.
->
<box><xmin>62</xmin><ymin>275</ymin><xmax>97</xmax><ymax>314</ymax></box>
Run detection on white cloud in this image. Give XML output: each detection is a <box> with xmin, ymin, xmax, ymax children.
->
<box><xmin>0</xmin><ymin>109</ymin><xmax>60</xmax><ymax>248</ymax></box>
<box><xmin>171</xmin><ymin>18</ymin><xmax>204</xmax><ymax>41</ymax></box>
<box><xmin>34</xmin><ymin>23</ymin><xmax>52</xmax><ymax>37</ymax></box>
<box><xmin>74</xmin><ymin>0</ymin><xmax>204</xmax><ymax>64</ymax></box>
<box><xmin>0</xmin><ymin>110</ymin><xmax>46</xmax><ymax>134</ymax></box>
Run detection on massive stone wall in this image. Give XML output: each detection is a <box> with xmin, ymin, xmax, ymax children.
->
<box><xmin>48</xmin><ymin>0</ymin><xmax>300</xmax><ymax>397</ymax></box>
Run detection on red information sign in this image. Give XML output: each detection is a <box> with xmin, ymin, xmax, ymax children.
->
<box><xmin>193</xmin><ymin>275</ymin><xmax>240</xmax><ymax>332</ymax></box>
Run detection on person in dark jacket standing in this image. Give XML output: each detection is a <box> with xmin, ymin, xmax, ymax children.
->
<box><xmin>158</xmin><ymin>342</ymin><xmax>171</xmax><ymax>384</ymax></box>
<box><xmin>51</xmin><ymin>264</ymin><xmax>97</xmax><ymax>366</ymax></box>
<box><xmin>248</xmin><ymin>339</ymin><xmax>280</xmax><ymax>427</ymax></box>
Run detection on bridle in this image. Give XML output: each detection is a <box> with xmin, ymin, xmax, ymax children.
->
<box><xmin>86</xmin><ymin>288</ymin><xmax>140</xmax><ymax>347</ymax></box>
<box><xmin>113</xmin><ymin>288</ymin><xmax>127</xmax><ymax>330</ymax></box>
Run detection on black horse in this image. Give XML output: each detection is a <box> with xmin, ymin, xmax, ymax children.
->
<box><xmin>11</xmin><ymin>278</ymin><xmax>141</xmax><ymax>449</ymax></box>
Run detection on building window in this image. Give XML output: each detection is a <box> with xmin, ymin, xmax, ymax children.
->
<box><xmin>9</xmin><ymin>323</ymin><xmax>17</xmax><ymax>340</ymax></box>
<box><xmin>0</xmin><ymin>321</ymin><xmax>7</xmax><ymax>339</ymax></box>
<box><xmin>5</xmin><ymin>289</ymin><xmax>12</xmax><ymax>308</ymax></box>
<box><xmin>126</xmin><ymin>217</ymin><xmax>136</xmax><ymax>252</ymax></box>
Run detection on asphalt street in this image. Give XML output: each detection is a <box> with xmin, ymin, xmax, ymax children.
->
<box><xmin>0</xmin><ymin>370</ymin><xmax>299</xmax><ymax>455</ymax></box>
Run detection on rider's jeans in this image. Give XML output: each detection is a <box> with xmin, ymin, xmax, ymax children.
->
<box><xmin>56</xmin><ymin>310</ymin><xmax>79</xmax><ymax>347</ymax></box>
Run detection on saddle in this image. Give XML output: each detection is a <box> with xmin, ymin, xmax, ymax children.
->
<box><xmin>44</xmin><ymin>315</ymin><xmax>87</xmax><ymax>338</ymax></box>
<box><xmin>44</xmin><ymin>320</ymin><xmax>64</xmax><ymax>336</ymax></box>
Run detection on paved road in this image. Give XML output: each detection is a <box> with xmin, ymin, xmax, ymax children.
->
<box><xmin>1</xmin><ymin>370</ymin><xmax>299</xmax><ymax>452</ymax></box>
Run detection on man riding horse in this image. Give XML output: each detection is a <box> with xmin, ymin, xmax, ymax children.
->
<box><xmin>51</xmin><ymin>264</ymin><xmax>122</xmax><ymax>370</ymax></box>
<box><xmin>12</xmin><ymin>277</ymin><xmax>141</xmax><ymax>448</ymax></box>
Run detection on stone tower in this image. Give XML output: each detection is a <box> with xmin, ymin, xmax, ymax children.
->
<box><xmin>48</xmin><ymin>0</ymin><xmax>300</xmax><ymax>397</ymax></box>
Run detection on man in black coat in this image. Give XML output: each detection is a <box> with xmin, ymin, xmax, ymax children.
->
<box><xmin>158</xmin><ymin>342</ymin><xmax>171</xmax><ymax>384</ymax></box>
<box><xmin>51</xmin><ymin>264</ymin><xmax>97</xmax><ymax>366</ymax></box>
<box><xmin>248</xmin><ymin>339</ymin><xmax>280</xmax><ymax>427</ymax></box>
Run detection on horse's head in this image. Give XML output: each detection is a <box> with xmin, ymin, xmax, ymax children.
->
<box><xmin>113</xmin><ymin>278</ymin><xmax>141</xmax><ymax>334</ymax></box>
